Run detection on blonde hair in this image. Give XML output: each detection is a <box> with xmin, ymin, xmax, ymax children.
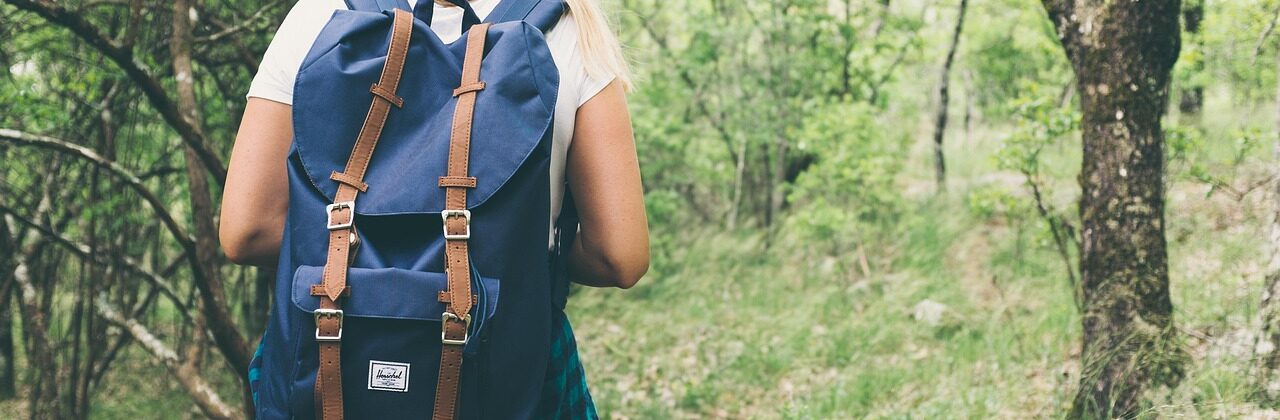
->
<box><xmin>563</xmin><ymin>0</ymin><xmax>632</xmax><ymax>91</ymax></box>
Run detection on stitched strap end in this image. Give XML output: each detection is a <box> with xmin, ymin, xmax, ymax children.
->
<box><xmin>331</xmin><ymin>171</ymin><xmax>370</xmax><ymax>192</ymax></box>
<box><xmin>452</xmin><ymin>81</ymin><xmax>486</xmax><ymax>97</ymax></box>
<box><xmin>311</xmin><ymin>285</ymin><xmax>352</xmax><ymax>297</ymax></box>
<box><xmin>438</xmin><ymin>176</ymin><xmax>477</xmax><ymax>188</ymax></box>
<box><xmin>369</xmin><ymin>83</ymin><xmax>405</xmax><ymax>108</ymax></box>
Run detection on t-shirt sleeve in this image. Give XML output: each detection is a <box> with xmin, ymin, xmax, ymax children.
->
<box><xmin>246</xmin><ymin>0</ymin><xmax>347</xmax><ymax>105</ymax></box>
<box><xmin>577</xmin><ymin>67</ymin><xmax>613</xmax><ymax>106</ymax></box>
<box><xmin>547</xmin><ymin>13</ymin><xmax>616</xmax><ymax>107</ymax></box>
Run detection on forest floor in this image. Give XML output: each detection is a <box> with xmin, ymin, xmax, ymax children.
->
<box><xmin>568</xmin><ymin>117</ymin><xmax>1280</xmax><ymax>418</ymax></box>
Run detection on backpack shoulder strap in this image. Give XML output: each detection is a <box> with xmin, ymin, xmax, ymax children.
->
<box><xmin>484</xmin><ymin>0</ymin><xmax>566</xmax><ymax>32</ymax></box>
<box><xmin>344</xmin><ymin>0</ymin><xmax>412</xmax><ymax>12</ymax></box>
<box><xmin>311</xmin><ymin>9</ymin><xmax>415</xmax><ymax>420</ymax></box>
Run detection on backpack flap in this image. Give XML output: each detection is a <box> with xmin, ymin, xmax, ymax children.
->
<box><xmin>292</xmin><ymin>11</ymin><xmax>558</xmax><ymax>216</ymax></box>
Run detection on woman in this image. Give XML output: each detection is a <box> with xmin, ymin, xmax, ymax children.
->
<box><xmin>220</xmin><ymin>0</ymin><xmax>649</xmax><ymax>417</ymax></box>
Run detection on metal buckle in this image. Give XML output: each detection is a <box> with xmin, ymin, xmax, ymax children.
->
<box><xmin>440</xmin><ymin>311</ymin><xmax>472</xmax><ymax>346</ymax></box>
<box><xmin>314</xmin><ymin>308</ymin><xmax>344</xmax><ymax>342</ymax></box>
<box><xmin>326</xmin><ymin>201</ymin><xmax>355</xmax><ymax>231</ymax></box>
<box><xmin>441</xmin><ymin>209</ymin><xmax>471</xmax><ymax>240</ymax></box>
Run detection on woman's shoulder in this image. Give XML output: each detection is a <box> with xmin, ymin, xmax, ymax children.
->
<box><xmin>281</xmin><ymin>0</ymin><xmax>349</xmax><ymax>27</ymax></box>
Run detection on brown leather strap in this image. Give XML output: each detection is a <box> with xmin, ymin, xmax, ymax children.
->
<box><xmin>311</xmin><ymin>9</ymin><xmax>415</xmax><ymax>420</ymax></box>
<box><xmin>437</xmin><ymin>175</ymin><xmax>477</xmax><ymax>188</ymax></box>
<box><xmin>330</xmin><ymin>171</ymin><xmax>370</xmax><ymax>192</ymax></box>
<box><xmin>433</xmin><ymin>23</ymin><xmax>489</xmax><ymax>420</ymax></box>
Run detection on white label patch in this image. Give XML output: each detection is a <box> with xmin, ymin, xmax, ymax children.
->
<box><xmin>367</xmin><ymin>360</ymin><xmax>410</xmax><ymax>392</ymax></box>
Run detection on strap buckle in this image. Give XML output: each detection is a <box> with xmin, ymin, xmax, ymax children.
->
<box><xmin>326</xmin><ymin>201</ymin><xmax>355</xmax><ymax>231</ymax></box>
<box><xmin>441</xmin><ymin>209</ymin><xmax>471</xmax><ymax>240</ymax></box>
<box><xmin>314</xmin><ymin>308</ymin><xmax>344</xmax><ymax>342</ymax></box>
<box><xmin>440</xmin><ymin>311</ymin><xmax>472</xmax><ymax>346</ymax></box>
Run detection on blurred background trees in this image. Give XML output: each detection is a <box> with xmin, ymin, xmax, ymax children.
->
<box><xmin>2</xmin><ymin>0</ymin><xmax>1280</xmax><ymax>418</ymax></box>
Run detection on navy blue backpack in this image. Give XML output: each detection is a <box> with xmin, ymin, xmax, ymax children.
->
<box><xmin>248</xmin><ymin>0</ymin><xmax>592</xmax><ymax>418</ymax></box>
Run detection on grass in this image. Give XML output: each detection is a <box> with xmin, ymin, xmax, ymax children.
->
<box><xmin>569</xmin><ymin>197</ymin><xmax>1083</xmax><ymax>418</ymax></box>
<box><xmin>566</xmin><ymin>106</ymin><xmax>1278</xmax><ymax>418</ymax></box>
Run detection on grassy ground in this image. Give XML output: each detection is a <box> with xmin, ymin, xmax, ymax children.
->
<box><xmin>568</xmin><ymin>108</ymin><xmax>1279</xmax><ymax>418</ymax></box>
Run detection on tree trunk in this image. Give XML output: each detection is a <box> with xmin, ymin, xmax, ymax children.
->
<box><xmin>1177</xmin><ymin>0</ymin><xmax>1203</xmax><ymax>116</ymax></box>
<box><xmin>931</xmin><ymin>0</ymin><xmax>968</xmax><ymax>193</ymax></box>
<box><xmin>169</xmin><ymin>0</ymin><xmax>252</xmax><ymax>414</ymax></box>
<box><xmin>1041</xmin><ymin>1</ymin><xmax>1185</xmax><ymax>417</ymax></box>
<box><xmin>0</xmin><ymin>219</ymin><xmax>15</xmax><ymax>400</ymax></box>
<box><xmin>0</xmin><ymin>286</ymin><xmax>13</xmax><ymax>400</ymax></box>
<box><xmin>13</xmin><ymin>253</ymin><xmax>62</xmax><ymax>419</ymax></box>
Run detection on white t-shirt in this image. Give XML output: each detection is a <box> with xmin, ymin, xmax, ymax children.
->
<box><xmin>248</xmin><ymin>0</ymin><xmax>612</xmax><ymax>247</ymax></box>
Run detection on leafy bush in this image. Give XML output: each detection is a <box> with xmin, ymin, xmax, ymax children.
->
<box><xmin>787</xmin><ymin>102</ymin><xmax>908</xmax><ymax>252</ymax></box>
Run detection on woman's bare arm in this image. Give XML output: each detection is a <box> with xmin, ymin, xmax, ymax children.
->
<box><xmin>566</xmin><ymin>80</ymin><xmax>650</xmax><ymax>289</ymax></box>
<box><xmin>220</xmin><ymin>98</ymin><xmax>293</xmax><ymax>267</ymax></box>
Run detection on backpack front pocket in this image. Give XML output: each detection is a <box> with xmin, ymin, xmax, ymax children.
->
<box><xmin>290</xmin><ymin>264</ymin><xmax>499</xmax><ymax>353</ymax></box>
<box><xmin>287</xmin><ymin>264</ymin><xmax>498</xmax><ymax>416</ymax></box>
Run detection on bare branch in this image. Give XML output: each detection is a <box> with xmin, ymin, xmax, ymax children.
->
<box><xmin>633</xmin><ymin>11</ymin><xmax>741</xmax><ymax>163</ymax></box>
<box><xmin>0</xmin><ymin>206</ymin><xmax>192</xmax><ymax>322</ymax></box>
<box><xmin>194</xmin><ymin>2</ymin><xmax>277</xmax><ymax>43</ymax></box>
<box><xmin>3</xmin><ymin>0</ymin><xmax>228</xmax><ymax>185</ymax></box>
<box><xmin>0</xmin><ymin>128</ymin><xmax>251</xmax><ymax>375</ymax></box>
<box><xmin>1254</xmin><ymin>3</ymin><xmax>1280</xmax><ymax>64</ymax></box>
<box><xmin>0</xmin><ymin>128</ymin><xmax>195</xmax><ymax>249</ymax></box>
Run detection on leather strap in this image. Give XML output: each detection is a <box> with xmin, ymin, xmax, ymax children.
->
<box><xmin>310</xmin><ymin>9</ymin><xmax>415</xmax><ymax>420</ymax></box>
<box><xmin>433</xmin><ymin>22</ymin><xmax>489</xmax><ymax>420</ymax></box>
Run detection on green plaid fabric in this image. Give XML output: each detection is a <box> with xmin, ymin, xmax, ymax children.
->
<box><xmin>537</xmin><ymin>310</ymin><xmax>599</xmax><ymax>419</ymax></box>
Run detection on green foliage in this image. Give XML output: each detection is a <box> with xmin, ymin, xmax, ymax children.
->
<box><xmin>1196</xmin><ymin>0</ymin><xmax>1280</xmax><ymax>103</ymax></box>
<box><xmin>623</xmin><ymin>0</ymin><xmax>926</xmax><ymax>227</ymax></box>
<box><xmin>963</xmin><ymin>184</ymin><xmax>1029</xmax><ymax>223</ymax></box>
<box><xmin>788</xmin><ymin>102</ymin><xmax>907</xmax><ymax>249</ymax></box>
<box><xmin>994</xmin><ymin>83</ymin><xmax>1078</xmax><ymax>178</ymax></box>
<box><xmin>962</xmin><ymin>0</ymin><xmax>1071</xmax><ymax>115</ymax></box>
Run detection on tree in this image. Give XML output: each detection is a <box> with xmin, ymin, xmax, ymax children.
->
<box><xmin>0</xmin><ymin>0</ymin><xmax>282</xmax><ymax>416</ymax></box>
<box><xmin>1039</xmin><ymin>0</ymin><xmax>1185</xmax><ymax>417</ymax></box>
<box><xmin>930</xmin><ymin>0</ymin><xmax>968</xmax><ymax>193</ymax></box>
<box><xmin>1177</xmin><ymin>0</ymin><xmax>1204</xmax><ymax>116</ymax></box>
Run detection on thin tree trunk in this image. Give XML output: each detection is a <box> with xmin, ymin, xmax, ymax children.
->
<box><xmin>931</xmin><ymin>0</ymin><xmax>968</xmax><ymax>193</ymax></box>
<box><xmin>6</xmin><ymin>161</ymin><xmax>63</xmax><ymax>418</ymax></box>
<box><xmin>0</xmin><ymin>285</ymin><xmax>13</xmax><ymax>400</ymax></box>
<box><xmin>1041</xmin><ymin>0</ymin><xmax>1185</xmax><ymax>417</ymax></box>
<box><xmin>13</xmin><ymin>251</ymin><xmax>61</xmax><ymax>419</ymax></box>
<box><xmin>169</xmin><ymin>0</ymin><xmax>252</xmax><ymax>414</ymax></box>
<box><xmin>1178</xmin><ymin>0</ymin><xmax>1204</xmax><ymax>116</ymax></box>
<box><xmin>0</xmin><ymin>218</ymin><xmax>15</xmax><ymax>400</ymax></box>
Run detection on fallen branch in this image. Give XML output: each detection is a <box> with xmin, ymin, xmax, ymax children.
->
<box><xmin>96</xmin><ymin>297</ymin><xmax>239</xmax><ymax>420</ymax></box>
